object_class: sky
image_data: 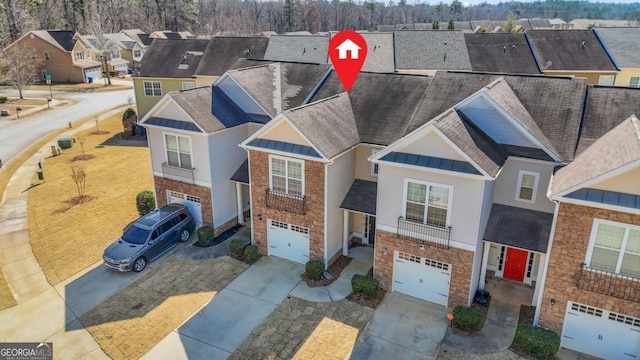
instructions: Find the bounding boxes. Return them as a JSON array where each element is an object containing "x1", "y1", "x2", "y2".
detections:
[{"x1": 457, "y1": 0, "x2": 640, "y2": 5}]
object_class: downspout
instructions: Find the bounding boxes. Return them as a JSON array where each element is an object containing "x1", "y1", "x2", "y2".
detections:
[
  {"x1": 533, "y1": 199, "x2": 559, "y2": 326},
  {"x1": 324, "y1": 161, "x2": 329, "y2": 269}
]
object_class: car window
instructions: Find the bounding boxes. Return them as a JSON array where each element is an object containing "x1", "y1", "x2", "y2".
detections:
[
  {"x1": 151, "y1": 229, "x2": 160, "y2": 240},
  {"x1": 157, "y1": 221, "x2": 173, "y2": 236},
  {"x1": 122, "y1": 225, "x2": 151, "y2": 245}
]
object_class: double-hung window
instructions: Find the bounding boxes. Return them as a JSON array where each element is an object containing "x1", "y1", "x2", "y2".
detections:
[
  {"x1": 270, "y1": 156, "x2": 303, "y2": 196},
  {"x1": 75, "y1": 51, "x2": 84, "y2": 61},
  {"x1": 371, "y1": 149, "x2": 380, "y2": 176},
  {"x1": 43, "y1": 52, "x2": 50, "y2": 61},
  {"x1": 403, "y1": 180, "x2": 452, "y2": 227},
  {"x1": 133, "y1": 49, "x2": 142, "y2": 58},
  {"x1": 630, "y1": 77, "x2": 640, "y2": 88},
  {"x1": 516, "y1": 170, "x2": 539, "y2": 203},
  {"x1": 144, "y1": 81, "x2": 162, "y2": 96},
  {"x1": 587, "y1": 220, "x2": 640, "y2": 278},
  {"x1": 165, "y1": 134, "x2": 192, "y2": 169}
]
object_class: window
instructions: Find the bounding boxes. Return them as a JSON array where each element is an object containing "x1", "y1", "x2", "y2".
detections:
[
  {"x1": 587, "y1": 220, "x2": 640, "y2": 278},
  {"x1": 144, "y1": 81, "x2": 162, "y2": 96},
  {"x1": 516, "y1": 170, "x2": 539, "y2": 203},
  {"x1": 598, "y1": 75, "x2": 615, "y2": 86},
  {"x1": 630, "y1": 77, "x2": 640, "y2": 88},
  {"x1": 164, "y1": 133, "x2": 192, "y2": 169},
  {"x1": 182, "y1": 82, "x2": 195, "y2": 90},
  {"x1": 403, "y1": 179, "x2": 453, "y2": 227},
  {"x1": 133, "y1": 49, "x2": 142, "y2": 58},
  {"x1": 112, "y1": 51, "x2": 120, "y2": 59},
  {"x1": 371, "y1": 149, "x2": 380, "y2": 176},
  {"x1": 269, "y1": 156, "x2": 304, "y2": 196},
  {"x1": 75, "y1": 51, "x2": 84, "y2": 61},
  {"x1": 43, "y1": 52, "x2": 50, "y2": 61}
]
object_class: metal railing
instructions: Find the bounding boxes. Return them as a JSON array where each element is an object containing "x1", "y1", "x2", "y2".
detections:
[
  {"x1": 397, "y1": 216, "x2": 451, "y2": 249},
  {"x1": 576, "y1": 264, "x2": 640, "y2": 302},
  {"x1": 265, "y1": 189, "x2": 307, "y2": 215},
  {"x1": 161, "y1": 162, "x2": 195, "y2": 184}
]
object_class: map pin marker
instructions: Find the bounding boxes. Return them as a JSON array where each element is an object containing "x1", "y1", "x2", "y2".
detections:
[{"x1": 329, "y1": 30, "x2": 368, "y2": 93}]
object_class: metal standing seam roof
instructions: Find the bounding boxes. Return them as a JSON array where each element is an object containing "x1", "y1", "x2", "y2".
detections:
[
  {"x1": 246, "y1": 138, "x2": 321, "y2": 158},
  {"x1": 565, "y1": 188, "x2": 640, "y2": 210},
  {"x1": 380, "y1": 151, "x2": 482, "y2": 175},
  {"x1": 339, "y1": 179, "x2": 378, "y2": 215},
  {"x1": 483, "y1": 203, "x2": 553, "y2": 253},
  {"x1": 143, "y1": 117, "x2": 202, "y2": 132}
]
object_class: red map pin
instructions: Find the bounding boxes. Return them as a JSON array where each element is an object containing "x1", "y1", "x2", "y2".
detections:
[{"x1": 329, "y1": 30, "x2": 368, "y2": 93}]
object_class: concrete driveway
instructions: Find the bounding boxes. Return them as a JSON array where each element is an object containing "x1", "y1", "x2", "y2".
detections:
[
  {"x1": 350, "y1": 292, "x2": 449, "y2": 360},
  {"x1": 142, "y1": 257, "x2": 305, "y2": 359}
]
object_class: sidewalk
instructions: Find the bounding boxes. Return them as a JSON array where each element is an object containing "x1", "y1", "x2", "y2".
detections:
[{"x1": 0, "y1": 98, "x2": 65, "y2": 122}]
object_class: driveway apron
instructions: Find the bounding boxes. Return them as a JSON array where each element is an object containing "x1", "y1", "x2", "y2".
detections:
[{"x1": 350, "y1": 292, "x2": 449, "y2": 360}]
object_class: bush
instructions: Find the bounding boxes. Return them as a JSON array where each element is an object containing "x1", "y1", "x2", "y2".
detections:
[
  {"x1": 513, "y1": 324, "x2": 560, "y2": 360},
  {"x1": 122, "y1": 108, "x2": 137, "y2": 124},
  {"x1": 135, "y1": 190, "x2": 155, "y2": 215},
  {"x1": 452, "y1": 306, "x2": 482, "y2": 332},
  {"x1": 229, "y1": 238, "x2": 245, "y2": 256},
  {"x1": 196, "y1": 226, "x2": 214, "y2": 245},
  {"x1": 243, "y1": 245, "x2": 259, "y2": 262},
  {"x1": 351, "y1": 274, "x2": 380, "y2": 299},
  {"x1": 0, "y1": 96, "x2": 7, "y2": 103},
  {"x1": 305, "y1": 260, "x2": 325, "y2": 281}
]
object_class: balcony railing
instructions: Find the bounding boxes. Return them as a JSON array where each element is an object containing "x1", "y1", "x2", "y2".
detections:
[
  {"x1": 397, "y1": 216, "x2": 451, "y2": 249},
  {"x1": 576, "y1": 264, "x2": 640, "y2": 302},
  {"x1": 161, "y1": 162, "x2": 195, "y2": 184},
  {"x1": 265, "y1": 189, "x2": 307, "y2": 215}
]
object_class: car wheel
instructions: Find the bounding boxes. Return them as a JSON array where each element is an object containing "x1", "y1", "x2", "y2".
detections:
[
  {"x1": 179, "y1": 229, "x2": 190, "y2": 242},
  {"x1": 133, "y1": 257, "x2": 146, "y2": 272}
]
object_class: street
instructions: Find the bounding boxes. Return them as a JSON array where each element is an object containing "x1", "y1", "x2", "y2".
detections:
[{"x1": 0, "y1": 87, "x2": 133, "y2": 166}]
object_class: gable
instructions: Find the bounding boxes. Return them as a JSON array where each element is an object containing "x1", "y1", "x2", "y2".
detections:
[
  {"x1": 259, "y1": 119, "x2": 311, "y2": 147},
  {"x1": 399, "y1": 130, "x2": 467, "y2": 162},
  {"x1": 153, "y1": 99, "x2": 194, "y2": 123},
  {"x1": 216, "y1": 75, "x2": 270, "y2": 116},
  {"x1": 590, "y1": 167, "x2": 640, "y2": 195}
]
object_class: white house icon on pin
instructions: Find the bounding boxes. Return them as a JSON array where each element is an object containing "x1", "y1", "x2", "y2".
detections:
[{"x1": 336, "y1": 39, "x2": 361, "y2": 60}]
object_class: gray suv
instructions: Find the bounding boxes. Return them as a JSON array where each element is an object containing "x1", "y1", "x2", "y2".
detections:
[{"x1": 103, "y1": 204, "x2": 195, "y2": 272}]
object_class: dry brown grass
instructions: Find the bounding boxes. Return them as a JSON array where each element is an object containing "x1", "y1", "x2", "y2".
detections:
[
  {"x1": 27, "y1": 113, "x2": 153, "y2": 285},
  {"x1": 2, "y1": 98, "x2": 48, "y2": 106}
]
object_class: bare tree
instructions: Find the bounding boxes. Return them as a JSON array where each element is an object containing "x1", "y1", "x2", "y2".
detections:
[
  {"x1": 71, "y1": 166, "x2": 87, "y2": 199},
  {"x1": 0, "y1": 46, "x2": 41, "y2": 99},
  {"x1": 85, "y1": 14, "x2": 121, "y2": 86}
]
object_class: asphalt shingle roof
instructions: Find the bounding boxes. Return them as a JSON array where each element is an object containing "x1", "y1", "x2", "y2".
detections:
[
  {"x1": 47, "y1": 30, "x2": 76, "y2": 51},
  {"x1": 195, "y1": 37, "x2": 269, "y2": 76},
  {"x1": 340, "y1": 179, "x2": 378, "y2": 215},
  {"x1": 483, "y1": 203, "x2": 553, "y2": 252},
  {"x1": 230, "y1": 159, "x2": 249, "y2": 184},
  {"x1": 526, "y1": 30, "x2": 617, "y2": 71},
  {"x1": 464, "y1": 33, "x2": 540, "y2": 74},
  {"x1": 138, "y1": 39, "x2": 209, "y2": 78},
  {"x1": 394, "y1": 30, "x2": 471, "y2": 70},
  {"x1": 169, "y1": 87, "x2": 227, "y2": 133},
  {"x1": 360, "y1": 33, "x2": 395, "y2": 73},
  {"x1": 594, "y1": 27, "x2": 640, "y2": 68},
  {"x1": 263, "y1": 35, "x2": 329, "y2": 64}
]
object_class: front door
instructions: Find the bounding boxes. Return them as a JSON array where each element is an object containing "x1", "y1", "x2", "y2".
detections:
[
  {"x1": 504, "y1": 247, "x2": 528, "y2": 282},
  {"x1": 363, "y1": 215, "x2": 376, "y2": 245}
]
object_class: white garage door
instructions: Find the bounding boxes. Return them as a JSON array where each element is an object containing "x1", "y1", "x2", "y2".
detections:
[
  {"x1": 267, "y1": 220, "x2": 309, "y2": 264},
  {"x1": 393, "y1": 251, "x2": 450, "y2": 306},
  {"x1": 84, "y1": 67, "x2": 102, "y2": 81},
  {"x1": 562, "y1": 301, "x2": 640, "y2": 359},
  {"x1": 167, "y1": 191, "x2": 202, "y2": 227}
]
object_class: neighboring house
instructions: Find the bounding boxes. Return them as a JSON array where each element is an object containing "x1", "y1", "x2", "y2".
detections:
[
  {"x1": 134, "y1": 39, "x2": 209, "y2": 118},
  {"x1": 103, "y1": 32, "x2": 145, "y2": 72},
  {"x1": 6, "y1": 30, "x2": 102, "y2": 83},
  {"x1": 121, "y1": 29, "x2": 153, "y2": 67},
  {"x1": 262, "y1": 35, "x2": 330, "y2": 64},
  {"x1": 570, "y1": 18, "x2": 638, "y2": 29},
  {"x1": 535, "y1": 114, "x2": 640, "y2": 360},
  {"x1": 76, "y1": 34, "x2": 130, "y2": 74},
  {"x1": 594, "y1": 27, "x2": 640, "y2": 87},
  {"x1": 150, "y1": 31, "x2": 194, "y2": 39},
  {"x1": 192, "y1": 36, "x2": 269, "y2": 87},
  {"x1": 464, "y1": 33, "x2": 540, "y2": 74},
  {"x1": 139, "y1": 61, "x2": 331, "y2": 234},
  {"x1": 394, "y1": 30, "x2": 471, "y2": 74},
  {"x1": 525, "y1": 30, "x2": 618, "y2": 85},
  {"x1": 359, "y1": 33, "x2": 395, "y2": 73}
]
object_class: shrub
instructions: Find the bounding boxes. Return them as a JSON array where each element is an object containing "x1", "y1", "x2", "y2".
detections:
[
  {"x1": 196, "y1": 226, "x2": 214, "y2": 245},
  {"x1": 452, "y1": 306, "x2": 482, "y2": 332},
  {"x1": 513, "y1": 324, "x2": 560, "y2": 360},
  {"x1": 0, "y1": 96, "x2": 7, "y2": 103},
  {"x1": 243, "y1": 245, "x2": 259, "y2": 262},
  {"x1": 351, "y1": 274, "x2": 380, "y2": 299},
  {"x1": 135, "y1": 190, "x2": 155, "y2": 215},
  {"x1": 122, "y1": 108, "x2": 137, "y2": 124},
  {"x1": 305, "y1": 260, "x2": 325, "y2": 280},
  {"x1": 229, "y1": 238, "x2": 245, "y2": 256}
]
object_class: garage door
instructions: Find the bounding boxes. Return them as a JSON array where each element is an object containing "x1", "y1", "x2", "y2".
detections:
[
  {"x1": 84, "y1": 67, "x2": 102, "y2": 82},
  {"x1": 392, "y1": 251, "x2": 450, "y2": 306},
  {"x1": 562, "y1": 301, "x2": 640, "y2": 359},
  {"x1": 267, "y1": 220, "x2": 309, "y2": 264},
  {"x1": 167, "y1": 191, "x2": 202, "y2": 227}
]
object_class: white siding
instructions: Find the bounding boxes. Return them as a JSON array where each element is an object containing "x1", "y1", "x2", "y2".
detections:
[
  {"x1": 376, "y1": 163, "x2": 485, "y2": 247},
  {"x1": 492, "y1": 158, "x2": 555, "y2": 213},
  {"x1": 326, "y1": 149, "x2": 356, "y2": 260},
  {"x1": 591, "y1": 167, "x2": 640, "y2": 195},
  {"x1": 400, "y1": 131, "x2": 466, "y2": 162},
  {"x1": 209, "y1": 124, "x2": 255, "y2": 229},
  {"x1": 217, "y1": 76, "x2": 269, "y2": 116}
]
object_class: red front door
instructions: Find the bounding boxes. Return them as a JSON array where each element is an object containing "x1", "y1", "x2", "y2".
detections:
[{"x1": 504, "y1": 247, "x2": 528, "y2": 282}]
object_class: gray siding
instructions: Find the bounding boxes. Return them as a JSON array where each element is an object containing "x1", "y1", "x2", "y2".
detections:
[
  {"x1": 326, "y1": 149, "x2": 356, "y2": 262},
  {"x1": 492, "y1": 158, "x2": 555, "y2": 213}
]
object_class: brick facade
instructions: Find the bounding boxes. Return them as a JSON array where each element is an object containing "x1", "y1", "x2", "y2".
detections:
[
  {"x1": 154, "y1": 176, "x2": 214, "y2": 227},
  {"x1": 375, "y1": 230, "x2": 475, "y2": 308},
  {"x1": 538, "y1": 202, "x2": 640, "y2": 333},
  {"x1": 249, "y1": 151, "x2": 327, "y2": 264}
]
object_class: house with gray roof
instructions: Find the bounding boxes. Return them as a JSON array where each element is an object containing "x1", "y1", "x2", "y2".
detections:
[
  {"x1": 465, "y1": 33, "x2": 540, "y2": 74},
  {"x1": 360, "y1": 33, "x2": 394, "y2": 73},
  {"x1": 263, "y1": 35, "x2": 329, "y2": 64},
  {"x1": 594, "y1": 27, "x2": 640, "y2": 87},
  {"x1": 394, "y1": 30, "x2": 471, "y2": 73}
]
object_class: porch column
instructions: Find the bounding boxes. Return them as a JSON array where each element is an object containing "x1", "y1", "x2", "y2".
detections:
[
  {"x1": 478, "y1": 241, "x2": 491, "y2": 291},
  {"x1": 236, "y1": 182, "x2": 244, "y2": 225},
  {"x1": 532, "y1": 253, "x2": 546, "y2": 306},
  {"x1": 343, "y1": 210, "x2": 349, "y2": 256}
]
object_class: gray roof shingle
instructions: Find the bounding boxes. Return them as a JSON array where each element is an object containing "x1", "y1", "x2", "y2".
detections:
[
  {"x1": 195, "y1": 37, "x2": 269, "y2": 76},
  {"x1": 340, "y1": 179, "x2": 378, "y2": 215},
  {"x1": 361, "y1": 33, "x2": 395, "y2": 73},
  {"x1": 394, "y1": 30, "x2": 471, "y2": 70},
  {"x1": 483, "y1": 203, "x2": 553, "y2": 252},
  {"x1": 526, "y1": 30, "x2": 617, "y2": 71},
  {"x1": 138, "y1": 39, "x2": 209, "y2": 78},
  {"x1": 230, "y1": 159, "x2": 249, "y2": 184},
  {"x1": 464, "y1": 33, "x2": 540, "y2": 74},
  {"x1": 594, "y1": 27, "x2": 640, "y2": 68},
  {"x1": 47, "y1": 30, "x2": 76, "y2": 51},
  {"x1": 263, "y1": 35, "x2": 329, "y2": 64},
  {"x1": 169, "y1": 87, "x2": 227, "y2": 133}
]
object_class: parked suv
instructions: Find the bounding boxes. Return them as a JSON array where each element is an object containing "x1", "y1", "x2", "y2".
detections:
[{"x1": 103, "y1": 204, "x2": 195, "y2": 272}]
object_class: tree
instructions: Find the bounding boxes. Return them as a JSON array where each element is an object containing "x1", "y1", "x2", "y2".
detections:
[
  {"x1": 365, "y1": 1, "x2": 377, "y2": 31},
  {"x1": 503, "y1": 11, "x2": 522, "y2": 33},
  {"x1": 85, "y1": 16, "x2": 121, "y2": 86},
  {"x1": 432, "y1": 19, "x2": 439, "y2": 29},
  {"x1": 71, "y1": 166, "x2": 87, "y2": 199},
  {"x1": 449, "y1": 0, "x2": 462, "y2": 21},
  {"x1": 0, "y1": 46, "x2": 41, "y2": 99},
  {"x1": 283, "y1": 0, "x2": 298, "y2": 31},
  {"x1": 447, "y1": 18, "x2": 455, "y2": 29},
  {"x1": 435, "y1": 1, "x2": 446, "y2": 21}
]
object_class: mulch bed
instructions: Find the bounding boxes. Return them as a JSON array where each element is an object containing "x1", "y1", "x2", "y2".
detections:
[
  {"x1": 302, "y1": 255, "x2": 352, "y2": 287},
  {"x1": 193, "y1": 225, "x2": 243, "y2": 248}
]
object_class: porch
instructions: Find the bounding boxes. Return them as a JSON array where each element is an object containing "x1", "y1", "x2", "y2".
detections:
[
  {"x1": 339, "y1": 179, "x2": 377, "y2": 260},
  {"x1": 230, "y1": 159, "x2": 251, "y2": 227}
]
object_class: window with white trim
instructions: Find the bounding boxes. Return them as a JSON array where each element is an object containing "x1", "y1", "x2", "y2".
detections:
[
  {"x1": 630, "y1": 77, "x2": 640, "y2": 88},
  {"x1": 516, "y1": 170, "x2": 539, "y2": 203},
  {"x1": 587, "y1": 220, "x2": 640, "y2": 278},
  {"x1": 269, "y1": 156, "x2": 304, "y2": 196},
  {"x1": 182, "y1": 82, "x2": 195, "y2": 90},
  {"x1": 43, "y1": 52, "x2": 50, "y2": 61},
  {"x1": 403, "y1": 179, "x2": 453, "y2": 227},
  {"x1": 144, "y1": 81, "x2": 162, "y2": 96},
  {"x1": 74, "y1": 51, "x2": 84, "y2": 61},
  {"x1": 164, "y1": 133, "x2": 192, "y2": 169},
  {"x1": 598, "y1": 75, "x2": 615, "y2": 86},
  {"x1": 133, "y1": 49, "x2": 142, "y2": 58},
  {"x1": 371, "y1": 149, "x2": 379, "y2": 176}
]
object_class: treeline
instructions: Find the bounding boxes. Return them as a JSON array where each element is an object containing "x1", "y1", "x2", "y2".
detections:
[{"x1": 2, "y1": 0, "x2": 639, "y2": 44}]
